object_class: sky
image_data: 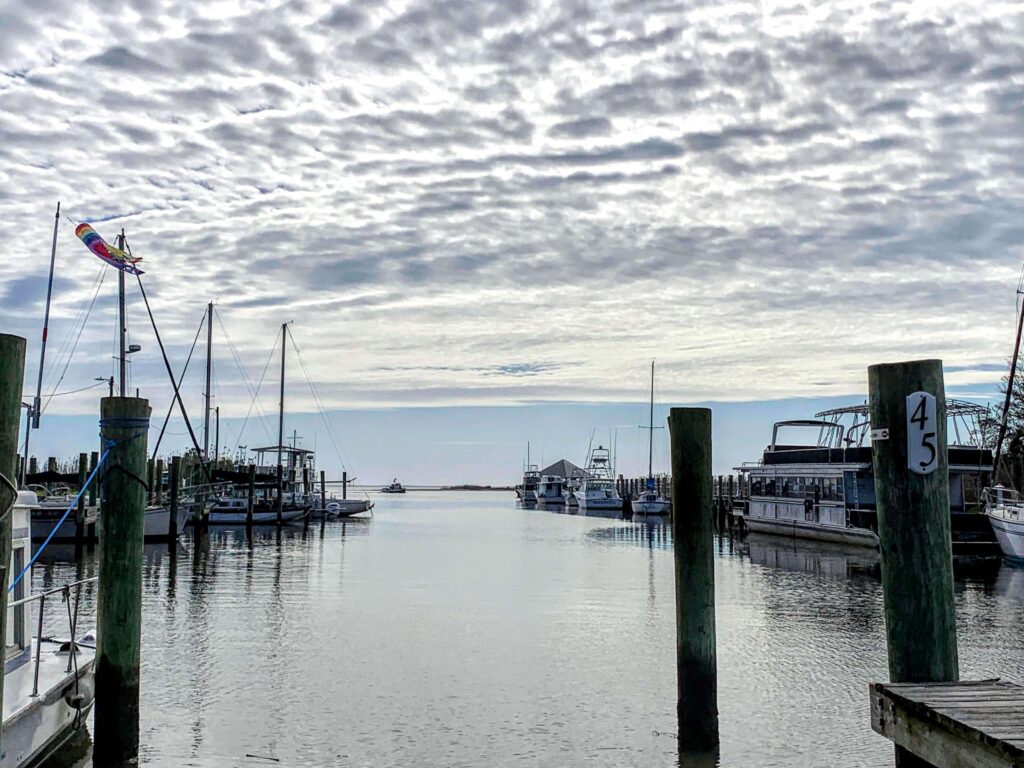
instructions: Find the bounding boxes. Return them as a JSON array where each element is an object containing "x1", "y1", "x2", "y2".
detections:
[{"x1": 1, "y1": 0, "x2": 1023, "y2": 483}]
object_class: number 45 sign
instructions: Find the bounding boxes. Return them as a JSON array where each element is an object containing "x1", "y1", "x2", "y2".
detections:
[{"x1": 906, "y1": 392, "x2": 939, "y2": 475}]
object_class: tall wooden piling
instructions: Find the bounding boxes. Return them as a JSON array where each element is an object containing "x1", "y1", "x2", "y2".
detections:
[
  {"x1": 28, "y1": 456, "x2": 37, "y2": 476},
  {"x1": 869, "y1": 360, "x2": 957, "y2": 768},
  {"x1": 669, "y1": 407, "x2": 718, "y2": 752},
  {"x1": 95, "y1": 396, "x2": 150, "y2": 767},
  {"x1": 320, "y1": 470, "x2": 327, "y2": 533},
  {"x1": 342, "y1": 470, "x2": 348, "y2": 499},
  {"x1": 168, "y1": 456, "x2": 181, "y2": 540},
  {"x1": 247, "y1": 463, "x2": 255, "y2": 527},
  {"x1": 0, "y1": 334, "x2": 26, "y2": 752},
  {"x1": 76, "y1": 452, "x2": 87, "y2": 542},
  {"x1": 146, "y1": 458, "x2": 155, "y2": 504},
  {"x1": 88, "y1": 451, "x2": 99, "y2": 506}
]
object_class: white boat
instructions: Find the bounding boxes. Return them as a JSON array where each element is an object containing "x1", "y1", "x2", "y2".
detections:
[
  {"x1": 536, "y1": 475, "x2": 566, "y2": 505},
  {"x1": 309, "y1": 494, "x2": 373, "y2": 518},
  {"x1": 206, "y1": 497, "x2": 309, "y2": 524},
  {"x1": 380, "y1": 480, "x2": 406, "y2": 494},
  {"x1": 143, "y1": 503, "x2": 193, "y2": 539},
  {"x1": 631, "y1": 361, "x2": 669, "y2": 517},
  {"x1": 985, "y1": 486, "x2": 1024, "y2": 562},
  {"x1": 574, "y1": 446, "x2": 622, "y2": 510},
  {"x1": 4, "y1": 491, "x2": 96, "y2": 768}
]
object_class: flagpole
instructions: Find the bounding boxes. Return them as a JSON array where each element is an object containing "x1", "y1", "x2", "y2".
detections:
[{"x1": 32, "y1": 202, "x2": 60, "y2": 428}]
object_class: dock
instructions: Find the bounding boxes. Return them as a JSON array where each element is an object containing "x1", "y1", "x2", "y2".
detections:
[{"x1": 870, "y1": 680, "x2": 1024, "y2": 767}]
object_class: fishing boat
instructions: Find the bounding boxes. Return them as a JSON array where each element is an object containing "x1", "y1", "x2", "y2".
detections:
[
  {"x1": 380, "y1": 480, "x2": 406, "y2": 494},
  {"x1": 631, "y1": 361, "x2": 669, "y2": 517},
  {"x1": 984, "y1": 487, "x2": 1024, "y2": 562},
  {"x1": 574, "y1": 445, "x2": 622, "y2": 510},
  {"x1": 735, "y1": 402, "x2": 998, "y2": 554},
  {"x1": 3, "y1": 490, "x2": 96, "y2": 768}
]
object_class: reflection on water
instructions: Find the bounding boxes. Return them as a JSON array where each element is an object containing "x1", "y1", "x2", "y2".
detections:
[{"x1": 30, "y1": 493, "x2": 1024, "y2": 768}]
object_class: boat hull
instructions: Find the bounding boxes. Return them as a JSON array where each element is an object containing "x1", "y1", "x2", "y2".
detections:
[
  {"x1": 988, "y1": 513, "x2": 1024, "y2": 561},
  {"x1": 576, "y1": 495, "x2": 622, "y2": 510},
  {"x1": 743, "y1": 517, "x2": 880, "y2": 548},
  {"x1": 206, "y1": 508, "x2": 309, "y2": 525},
  {"x1": 311, "y1": 499, "x2": 373, "y2": 518},
  {"x1": 3, "y1": 641, "x2": 96, "y2": 768},
  {"x1": 631, "y1": 499, "x2": 669, "y2": 516},
  {"x1": 142, "y1": 505, "x2": 192, "y2": 541},
  {"x1": 537, "y1": 495, "x2": 565, "y2": 506}
]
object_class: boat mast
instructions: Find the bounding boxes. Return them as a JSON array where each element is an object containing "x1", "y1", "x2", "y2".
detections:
[
  {"x1": 117, "y1": 229, "x2": 127, "y2": 396},
  {"x1": 277, "y1": 323, "x2": 286, "y2": 510},
  {"x1": 32, "y1": 202, "x2": 61, "y2": 428},
  {"x1": 994, "y1": 278, "x2": 1024, "y2": 479},
  {"x1": 203, "y1": 301, "x2": 213, "y2": 460},
  {"x1": 648, "y1": 360, "x2": 655, "y2": 483}
]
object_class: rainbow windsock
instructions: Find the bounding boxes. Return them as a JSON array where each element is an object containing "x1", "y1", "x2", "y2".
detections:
[{"x1": 75, "y1": 223, "x2": 144, "y2": 274}]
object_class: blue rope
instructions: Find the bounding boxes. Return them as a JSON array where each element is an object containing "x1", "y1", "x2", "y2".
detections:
[{"x1": 7, "y1": 427, "x2": 148, "y2": 593}]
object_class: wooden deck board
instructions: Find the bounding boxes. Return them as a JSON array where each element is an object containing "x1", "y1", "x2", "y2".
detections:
[{"x1": 870, "y1": 680, "x2": 1024, "y2": 768}]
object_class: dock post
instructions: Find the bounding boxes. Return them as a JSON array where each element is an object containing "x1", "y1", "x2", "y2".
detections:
[
  {"x1": 28, "y1": 456, "x2": 37, "y2": 477},
  {"x1": 247, "y1": 464, "x2": 255, "y2": 527},
  {"x1": 88, "y1": 451, "x2": 98, "y2": 506},
  {"x1": 168, "y1": 456, "x2": 180, "y2": 540},
  {"x1": 146, "y1": 457, "x2": 155, "y2": 504},
  {"x1": 669, "y1": 407, "x2": 718, "y2": 752},
  {"x1": 0, "y1": 334, "x2": 26, "y2": 751},
  {"x1": 155, "y1": 458, "x2": 164, "y2": 506},
  {"x1": 320, "y1": 470, "x2": 327, "y2": 533},
  {"x1": 95, "y1": 396, "x2": 150, "y2": 767},
  {"x1": 76, "y1": 452, "x2": 87, "y2": 543},
  {"x1": 868, "y1": 360, "x2": 957, "y2": 768},
  {"x1": 342, "y1": 470, "x2": 347, "y2": 499}
]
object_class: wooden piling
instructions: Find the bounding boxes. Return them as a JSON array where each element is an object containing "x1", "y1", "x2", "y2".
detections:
[
  {"x1": 155, "y1": 458, "x2": 164, "y2": 506},
  {"x1": 168, "y1": 456, "x2": 180, "y2": 540},
  {"x1": 247, "y1": 463, "x2": 255, "y2": 527},
  {"x1": 869, "y1": 360, "x2": 958, "y2": 768},
  {"x1": 320, "y1": 470, "x2": 327, "y2": 533},
  {"x1": 28, "y1": 456, "x2": 37, "y2": 476},
  {"x1": 76, "y1": 452, "x2": 87, "y2": 543},
  {"x1": 342, "y1": 470, "x2": 348, "y2": 500},
  {"x1": 88, "y1": 451, "x2": 98, "y2": 506},
  {"x1": 0, "y1": 334, "x2": 26, "y2": 751},
  {"x1": 669, "y1": 407, "x2": 718, "y2": 751},
  {"x1": 146, "y1": 457, "x2": 155, "y2": 504},
  {"x1": 95, "y1": 396, "x2": 150, "y2": 767}
]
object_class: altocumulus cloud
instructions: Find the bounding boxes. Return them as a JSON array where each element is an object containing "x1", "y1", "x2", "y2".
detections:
[{"x1": 0, "y1": 0, "x2": 1023, "y2": 416}]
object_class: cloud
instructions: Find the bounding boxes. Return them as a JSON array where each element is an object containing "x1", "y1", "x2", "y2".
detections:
[{"x1": 0, "y1": 0, "x2": 1021, "y2": 420}]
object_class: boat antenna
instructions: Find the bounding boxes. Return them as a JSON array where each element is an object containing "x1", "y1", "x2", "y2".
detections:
[
  {"x1": 993, "y1": 263, "x2": 1024, "y2": 480},
  {"x1": 32, "y1": 202, "x2": 60, "y2": 429}
]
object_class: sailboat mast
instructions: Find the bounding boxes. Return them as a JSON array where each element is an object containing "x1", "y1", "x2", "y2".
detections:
[
  {"x1": 117, "y1": 230, "x2": 127, "y2": 396},
  {"x1": 203, "y1": 301, "x2": 213, "y2": 460},
  {"x1": 32, "y1": 202, "x2": 60, "y2": 428},
  {"x1": 648, "y1": 360, "x2": 655, "y2": 481},
  {"x1": 277, "y1": 323, "x2": 286, "y2": 511},
  {"x1": 995, "y1": 284, "x2": 1024, "y2": 478}
]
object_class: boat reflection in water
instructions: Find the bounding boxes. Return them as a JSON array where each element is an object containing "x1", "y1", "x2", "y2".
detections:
[{"x1": 741, "y1": 534, "x2": 881, "y2": 580}]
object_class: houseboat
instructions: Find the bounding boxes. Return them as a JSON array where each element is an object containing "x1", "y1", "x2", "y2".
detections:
[{"x1": 735, "y1": 402, "x2": 997, "y2": 554}]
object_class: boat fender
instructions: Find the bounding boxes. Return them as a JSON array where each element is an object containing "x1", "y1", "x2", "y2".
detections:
[{"x1": 64, "y1": 675, "x2": 95, "y2": 710}]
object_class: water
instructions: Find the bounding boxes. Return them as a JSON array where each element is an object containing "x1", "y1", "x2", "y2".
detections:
[{"x1": 30, "y1": 491, "x2": 1024, "y2": 767}]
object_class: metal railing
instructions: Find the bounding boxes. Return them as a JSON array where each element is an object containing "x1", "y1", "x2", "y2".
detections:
[{"x1": 7, "y1": 576, "x2": 97, "y2": 697}]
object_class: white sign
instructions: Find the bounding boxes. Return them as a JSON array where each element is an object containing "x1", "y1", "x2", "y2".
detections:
[
  {"x1": 871, "y1": 428, "x2": 889, "y2": 441},
  {"x1": 906, "y1": 391, "x2": 938, "y2": 475}
]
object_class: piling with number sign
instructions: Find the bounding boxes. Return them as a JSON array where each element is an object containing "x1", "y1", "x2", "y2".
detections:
[
  {"x1": 669, "y1": 407, "x2": 719, "y2": 752},
  {"x1": 95, "y1": 396, "x2": 150, "y2": 767},
  {"x1": 0, "y1": 334, "x2": 27, "y2": 752},
  {"x1": 868, "y1": 360, "x2": 957, "y2": 768}
]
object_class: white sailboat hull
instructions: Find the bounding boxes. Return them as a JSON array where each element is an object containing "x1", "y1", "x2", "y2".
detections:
[
  {"x1": 207, "y1": 508, "x2": 309, "y2": 525},
  {"x1": 631, "y1": 499, "x2": 669, "y2": 516},
  {"x1": 142, "y1": 505, "x2": 192, "y2": 539},
  {"x1": 989, "y1": 512, "x2": 1024, "y2": 561}
]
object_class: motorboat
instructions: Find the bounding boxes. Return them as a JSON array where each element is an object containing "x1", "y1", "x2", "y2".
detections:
[
  {"x1": 574, "y1": 446, "x2": 622, "y2": 510},
  {"x1": 206, "y1": 497, "x2": 310, "y2": 524},
  {"x1": 380, "y1": 480, "x2": 406, "y2": 494},
  {"x1": 536, "y1": 475, "x2": 566, "y2": 505},
  {"x1": 3, "y1": 491, "x2": 96, "y2": 768}
]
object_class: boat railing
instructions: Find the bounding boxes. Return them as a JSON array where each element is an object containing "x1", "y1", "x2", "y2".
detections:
[
  {"x1": 984, "y1": 486, "x2": 1024, "y2": 518},
  {"x1": 7, "y1": 576, "x2": 98, "y2": 697}
]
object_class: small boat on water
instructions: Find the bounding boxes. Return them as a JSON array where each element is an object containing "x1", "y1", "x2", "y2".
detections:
[
  {"x1": 536, "y1": 475, "x2": 566, "y2": 505},
  {"x1": 309, "y1": 494, "x2": 374, "y2": 518},
  {"x1": 380, "y1": 480, "x2": 406, "y2": 494},
  {"x1": 985, "y1": 487, "x2": 1024, "y2": 562},
  {"x1": 574, "y1": 445, "x2": 622, "y2": 510},
  {"x1": 4, "y1": 490, "x2": 96, "y2": 768},
  {"x1": 631, "y1": 361, "x2": 669, "y2": 517},
  {"x1": 206, "y1": 497, "x2": 310, "y2": 524}
]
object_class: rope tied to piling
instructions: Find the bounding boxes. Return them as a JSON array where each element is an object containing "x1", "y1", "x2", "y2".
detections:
[
  {"x1": 0, "y1": 469, "x2": 19, "y2": 525},
  {"x1": 7, "y1": 427, "x2": 148, "y2": 593}
]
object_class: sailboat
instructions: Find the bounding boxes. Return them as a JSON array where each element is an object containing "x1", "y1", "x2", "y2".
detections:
[
  {"x1": 207, "y1": 322, "x2": 311, "y2": 524},
  {"x1": 631, "y1": 361, "x2": 669, "y2": 516}
]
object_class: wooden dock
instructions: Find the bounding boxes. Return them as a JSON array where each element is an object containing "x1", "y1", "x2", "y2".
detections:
[{"x1": 870, "y1": 680, "x2": 1024, "y2": 767}]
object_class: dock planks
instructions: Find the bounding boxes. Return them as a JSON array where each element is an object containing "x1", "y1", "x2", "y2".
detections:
[{"x1": 870, "y1": 680, "x2": 1024, "y2": 767}]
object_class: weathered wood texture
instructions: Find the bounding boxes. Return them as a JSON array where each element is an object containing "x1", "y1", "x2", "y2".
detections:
[
  {"x1": 868, "y1": 360, "x2": 958, "y2": 685},
  {"x1": 95, "y1": 396, "x2": 150, "y2": 767},
  {"x1": 871, "y1": 681, "x2": 1024, "y2": 768},
  {"x1": 669, "y1": 407, "x2": 718, "y2": 751}
]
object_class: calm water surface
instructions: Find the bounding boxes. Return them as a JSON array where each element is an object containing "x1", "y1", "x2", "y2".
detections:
[{"x1": 30, "y1": 491, "x2": 1024, "y2": 767}]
